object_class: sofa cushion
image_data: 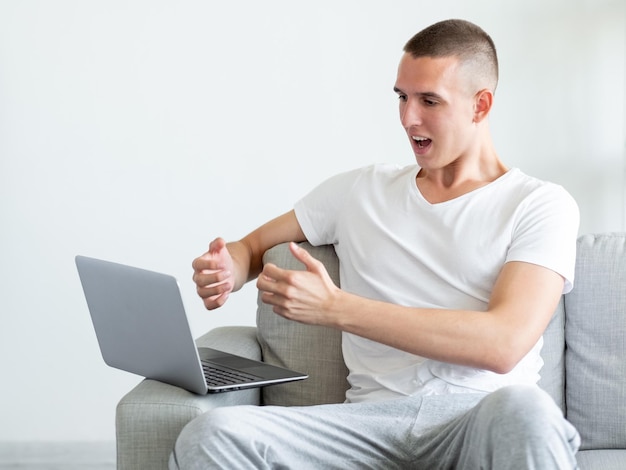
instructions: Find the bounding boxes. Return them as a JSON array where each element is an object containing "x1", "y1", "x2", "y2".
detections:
[
  {"x1": 257, "y1": 242, "x2": 349, "y2": 406},
  {"x1": 565, "y1": 233, "x2": 626, "y2": 450},
  {"x1": 575, "y1": 449, "x2": 626, "y2": 470}
]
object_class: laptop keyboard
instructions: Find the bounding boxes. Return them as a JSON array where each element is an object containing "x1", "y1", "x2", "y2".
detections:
[{"x1": 201, "y1": 362, "x2": 261, "y2": 387}]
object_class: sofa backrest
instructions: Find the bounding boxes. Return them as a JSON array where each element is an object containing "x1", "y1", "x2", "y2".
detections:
[
  {"x1": 257, "y1": 243, "x2": 348, "y2": 406},
  {"x1": 563, "y1": 233, "x2": 626, "y2": 451}
]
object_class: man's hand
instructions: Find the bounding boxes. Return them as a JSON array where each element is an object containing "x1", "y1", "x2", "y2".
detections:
[
  {"x1": 192, "y1": 237, "x2": 236, "y2": 310},
  {"x1": 256, "y1": 242, "x2": 341, "y2": 326}
]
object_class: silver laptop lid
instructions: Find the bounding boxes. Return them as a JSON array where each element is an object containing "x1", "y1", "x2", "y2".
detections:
[{"x1": 75, "y1": 256, "x2": 208, "y2": 394}]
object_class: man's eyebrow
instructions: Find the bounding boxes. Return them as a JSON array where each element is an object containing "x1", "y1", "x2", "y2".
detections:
[{"x1": 393, "y1": 87, "x2": 443, "y2": 100}]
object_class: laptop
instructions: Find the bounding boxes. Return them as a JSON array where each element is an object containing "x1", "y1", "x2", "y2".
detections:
[{"x1": 75, "y1": 255, "x2": 308, "y2": 394}]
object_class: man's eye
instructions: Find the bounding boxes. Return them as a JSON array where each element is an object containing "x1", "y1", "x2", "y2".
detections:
[
  {"x1": 397, "y1": 94, "x2": 407, "y2": 102},
  {"x1": 423, "y1": 98, "x2": 437, "y2": 106}
]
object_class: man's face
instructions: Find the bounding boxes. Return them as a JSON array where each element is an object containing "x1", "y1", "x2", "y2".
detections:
[{"x1": 394, "y1": 54, "x2": 479, "y2": 171}]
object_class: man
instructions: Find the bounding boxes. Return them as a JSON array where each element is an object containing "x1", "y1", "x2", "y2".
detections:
[{"x1": 170, "y1": 19, "x2": 581, "y2": 469}]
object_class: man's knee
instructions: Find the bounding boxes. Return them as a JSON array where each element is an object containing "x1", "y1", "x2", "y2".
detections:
[
  {"x1": 477, "y1": 385, "x2": 579, "y2": 454},
  {"x1": 170, "y1": 406, "x2": 261, "y2": 470},
  {"x1": 457, "y1": 386, "x2": 579, "y2": 469},
  {"x1": 179, "y1": 407, "x2": 231, "y2": 443},
  {"x1": 478, "y1": 385, "x2": 560, "y2": 435}
]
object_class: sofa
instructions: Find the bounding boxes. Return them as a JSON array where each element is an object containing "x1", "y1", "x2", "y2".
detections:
[{"x1": 116, "y1": 233, "x2": 626, "y2": 469}]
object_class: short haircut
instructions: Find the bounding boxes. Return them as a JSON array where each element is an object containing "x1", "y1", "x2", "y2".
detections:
[{"x1": 403, "y1": 19, "x2": 499, "y2": 93}]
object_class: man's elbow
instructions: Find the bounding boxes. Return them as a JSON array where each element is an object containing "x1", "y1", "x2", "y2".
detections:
[
  {"x1": 484, "y1": 342, "x2": 528, "y2": 375},
  {"x1": 488, "y1": 357, "x2": 518, "y2": 375}
]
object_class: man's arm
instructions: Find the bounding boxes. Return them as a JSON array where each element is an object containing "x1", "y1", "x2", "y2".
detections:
[
  {"x1": 257, "y1": 243, "x2": 564, "y2": 374},
  {"x1": 192, "y1": 210, "x2": 306, "y2": 310}
]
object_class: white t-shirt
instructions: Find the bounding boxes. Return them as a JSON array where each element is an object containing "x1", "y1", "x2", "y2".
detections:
[{"x1": 294, "y1": 164, "x2": 580, "y2": 403}]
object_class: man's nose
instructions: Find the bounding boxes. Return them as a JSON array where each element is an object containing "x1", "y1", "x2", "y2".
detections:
[{"x1": 400, "y1": 100, "x2": 422, "y2": 128}]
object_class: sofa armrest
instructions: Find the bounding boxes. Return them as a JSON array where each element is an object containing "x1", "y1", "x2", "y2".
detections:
[
  {"x1": 195, "y1": 325, "x2": 262, "y2": 360},
  {"x1": 116, "y1": 326, "x2": 261, "y2": 470}
]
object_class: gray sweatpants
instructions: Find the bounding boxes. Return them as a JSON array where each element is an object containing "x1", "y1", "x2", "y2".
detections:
[{"x1": 169, "y1": 385, "x2": 580, "y2": 469}]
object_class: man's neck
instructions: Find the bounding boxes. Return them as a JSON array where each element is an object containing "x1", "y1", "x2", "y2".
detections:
[{"x1": 415, "y1": 143, "x2": 507, "y2": 204}]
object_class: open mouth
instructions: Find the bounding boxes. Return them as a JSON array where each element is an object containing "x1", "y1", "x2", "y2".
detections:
[{"x1": 412, "y1": 136, "x2": 432, "y2": 149}]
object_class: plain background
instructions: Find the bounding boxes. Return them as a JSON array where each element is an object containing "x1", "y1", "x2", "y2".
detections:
[{"x1": 1, "y1": 0, "x2": 624, "y2": 443}]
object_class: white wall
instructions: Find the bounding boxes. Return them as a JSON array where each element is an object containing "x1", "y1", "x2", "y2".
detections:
[{"x1": 0, "y1": 0, "x2": 624, "y2": 442}]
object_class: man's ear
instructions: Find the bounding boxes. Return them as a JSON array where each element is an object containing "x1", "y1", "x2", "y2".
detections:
[{"x1": 473, "y1": 89, "x2": 493, "y2": 123}]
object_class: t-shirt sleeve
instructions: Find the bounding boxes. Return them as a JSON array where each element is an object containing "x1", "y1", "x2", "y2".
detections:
[
  {"x1": 506, "y1": 183, "x2": 580, "y2": 293},
  {"x1": 293, "y1": 167, "x2": 364, "y2": 246}
]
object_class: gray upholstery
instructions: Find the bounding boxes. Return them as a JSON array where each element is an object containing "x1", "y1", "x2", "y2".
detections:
[
  {"x1": 257, "y1": 243, "x2": 349, "y2": 407},
  {"x1": 565, "y1": 234, "x2": 626, "y2": 451},
  {"x1": 116, "y1": 234, "x2": 626, "y2": 469}
]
